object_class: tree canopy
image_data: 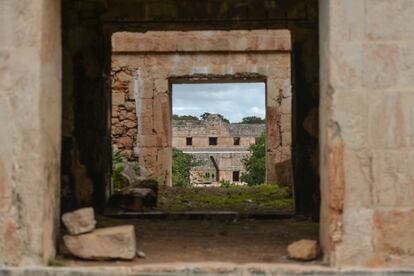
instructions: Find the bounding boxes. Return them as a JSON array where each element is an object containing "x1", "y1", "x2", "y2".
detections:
[
  {"x1": 172, "y1": 148, "x2": 199, "y2": 187},
  {"x1": 239, "y1": 116, "x2": 265, "y2": 124},
  {"x1": 172, "y1": 114, "x2": 200, "y2": 122},
  {"x1": 240, "y1": 132, "x2": 265, "y2": 185}
]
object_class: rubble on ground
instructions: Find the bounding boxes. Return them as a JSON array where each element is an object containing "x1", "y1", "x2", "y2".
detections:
[{"x1": 287, "y1": 239, "x2": 320, "y2": 261}]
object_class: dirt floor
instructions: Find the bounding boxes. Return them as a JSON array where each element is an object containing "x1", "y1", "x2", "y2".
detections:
[{"x1": 58, "y1": 216, "x2": 319, "y2": 267}]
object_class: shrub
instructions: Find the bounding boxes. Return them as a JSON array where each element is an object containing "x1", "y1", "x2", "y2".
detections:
[
  {"x1": 172, "y1": 148, "x2": 199, "y2": 187},
  {"x1": 241, "y1": 132, "x2": 265, "y2": 185},
  {"x1": 219, "y1": 179, "x2": 232, "y2": 188},
  {"x1": 112, "y1": 150, "x2": 128, "y2": 191}
]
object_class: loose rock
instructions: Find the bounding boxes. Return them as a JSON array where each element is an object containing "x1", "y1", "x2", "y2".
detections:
[
  {"x1": 109, "y1": 187, "x2": 157, "y2": 211},
  {"x1": 287, "y1": 239, "x2": 319, "y2": 261},
  {"x1": 63, "y1": 225, "x2": 136, "y2": 260},
  {"x1": 114, "y1": 161, "x2": 149, "y2": 185},
  {"x1": 62, "y1": 207, "x2": 96, "y2": 235},
  {"x1": 136, "y1": 250, "x2": 146, "y2": 259}
]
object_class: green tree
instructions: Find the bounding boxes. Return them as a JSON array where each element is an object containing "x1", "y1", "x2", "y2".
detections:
[
  {"x1": 172, "y1": 114, "x2": 200, "y2": 122},
  {"x1": 241, "y1": 132, "x2": 265, "y2": 185},
  {"x1": 200, "y1": 112, "x2": 230, "y2": 123},
  {"x1": 172, "y1": 148, "x2": 198, "y2": 187},
  {"x1": 240, "y1": 116, "x2": 265, "y2": 124}
]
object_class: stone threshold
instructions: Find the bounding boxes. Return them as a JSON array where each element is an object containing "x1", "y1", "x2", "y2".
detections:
[
  {"x1": 2, "y1": 262, "x2": 414, "y2": 275},
  {"x1": 103, "y1": 210, "x2": 295, "y2": 220}
]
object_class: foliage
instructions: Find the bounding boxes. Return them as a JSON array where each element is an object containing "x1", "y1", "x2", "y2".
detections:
[
  {"x1": 200, "y1": 112, "x2": 230, "y2": 124},
  {"x1": 241, "y1": 132, "x2": 266, "y2": 185},
  {"x1": 112, "y1": 166, "x2": 128, "y2": 191},
  {"x1": 239, "y1": 116, "x2": 265, "y2": 124},
  {"x1": 172, "y1": 114, "x2": 200, "y2": 122},
  {"x1": 48, "y1": 258, "x2": 66, "y2": 267},
  {"x1": 219, "y1": 179, "x2": 232, "y2": 188},
  {"x1": 133, "y1": 164, "x2": 141, "y2": 176},
  {"x1": 112, "y1": 150, "x2": 127, "y2": 191},
  {"x1": 112, "y1": 150, "x2": 123, "y2": 164},
  {"x1": 172, "y1": 148, "x2": 199, "y2": 187},
  {"x1": 156, "y1": 184, "x2": 292, "y2": 213}
]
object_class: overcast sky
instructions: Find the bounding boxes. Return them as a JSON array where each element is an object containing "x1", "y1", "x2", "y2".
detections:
[{"x1": 172, "y1": 83, "x2": 265, "y2": 123}]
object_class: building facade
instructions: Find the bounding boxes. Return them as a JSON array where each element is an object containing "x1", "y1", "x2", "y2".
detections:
[{"x1": 173, "y1": 114, "x2": 265, "y2": 185}]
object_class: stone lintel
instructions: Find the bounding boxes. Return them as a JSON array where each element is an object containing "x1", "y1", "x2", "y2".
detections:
[{"x1": 112, "y1": 30, "x2": 291, "y2": 53}]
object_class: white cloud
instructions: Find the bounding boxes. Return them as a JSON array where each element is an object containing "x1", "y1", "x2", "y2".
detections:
[
  {"x1": 172, "y1": 83, "x2": 265, "y2": 123},
  {"x1": 250, "y1": 106, "x2": 265, "y2": 117},
  {"x1": 173, "y1": 106, "x2": 202, "y2": 111}
]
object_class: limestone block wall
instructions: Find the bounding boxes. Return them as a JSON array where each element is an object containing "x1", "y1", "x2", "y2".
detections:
[
  {"x1": 111, "y1": 30, "x2": 292, "y2": 187},
  {"x1": 185, "y1": 151, "x2": 251, "y2": 184},
  {"x1": 0, "y1": 0, "x2": 61, "y2": 266},
  {"x1": 112, "y1": 67, "x2": 139, "y2": 161},
  {"x1": 61, "y1": 0, "x2": 319, "y2": 216},
  {"x1": 320, "y1": 0, "x2": 414, "y2": 267},
  {"x1": 172, "y1": 116, "x2": 265, "y2": 148}
]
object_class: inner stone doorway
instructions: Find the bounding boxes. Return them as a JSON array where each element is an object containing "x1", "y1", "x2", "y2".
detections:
[{"x1": 110, "y1": 30, "x2": 292, "y2": 193}]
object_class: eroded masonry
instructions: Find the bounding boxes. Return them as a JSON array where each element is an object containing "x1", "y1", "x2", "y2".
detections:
[
  {"x1": 111, "y1": 30, "x2": 292, "y2": 186},
  {"x1": 2, "y1": 0, "x2": 414, "y2": 270},
  {"x1": 172, "y1": 114, "x2": 265, "y2": 186}
]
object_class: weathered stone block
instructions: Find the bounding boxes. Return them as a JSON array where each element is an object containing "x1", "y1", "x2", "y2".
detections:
[
  {"x1": 139, "y1": 79, "x2": 154, "y2": 99},
  {"x1": 331, "y1": 43, "x2": 362, "y2": 90},
  {"x1": 329, "y1": 0, "x2": 365, "y2": 42},
  {"x1": 109, "y1": 187, "x2": 157, "y2": 211},
  {"x1": 63, "y1": 225, "x2": 136, "y2": 260},
  {"x1": 368, "y1": 92, "x2": 412, "y2": 149},
  {"x1": 119, "y1": 136, "x2": 133, "y2": 147},
  {"x1": 366, "y1": 0, "x2": 414, "y2": 40},
  {"x1": 336, "y1": 208, "x2": 374, "y2": 265},
  {"x1": 154, "y1": 79, "x2": 168, "y2": 93},
  {"x1": 333, "y1": 91, "x2": 368, "y2": 151},
  {"x1": 112, "y1": 93, "x2": 125, "y2": 106},
  {"x1": 137, "y1": 99, "x2": 153, "y2": 115},
  {"x1": 373, "y1": 208, "x2": 414, "y2": 255},
  {"x1": 62, "y1": 207, "x2": 96, "y2": 235},
  {"x1": 116, "y1": 71, "x2": 132, "y2": 82},
  {"x1": 287, "y1": 239, "x2": 320, "y2": 261},
  {"x1": 363, "y1": 44, "x2": 398, "y2": 89},
  {"x1": 399, "y1": 43, "x2": 414, "y2": 87},
  {"x1": 372, "y1": 150, "x2": 414, "y2": 207}
]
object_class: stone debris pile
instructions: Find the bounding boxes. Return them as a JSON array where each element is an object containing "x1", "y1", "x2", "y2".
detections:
[{"x1": 62, "y1": 208, "x2": 136, "y2": 260}]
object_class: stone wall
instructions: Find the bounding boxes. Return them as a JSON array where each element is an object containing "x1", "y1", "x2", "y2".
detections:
[
  {"x1": 172, "y1": 115, "x2": 264, "y2": 148},
  {"x1": 171, "y1": 115, "x2": 265, "y2": 185},
  {"x1": 111, "y1": 30, "x2": 292, "y2": 187},
  {"x1": 319, "y1": 0, "x2": 414, "y2": 267},
  {"x1": 0, "y1": 0, "x2": 61, "y2": 266},
  {"x1": 111, "y1": 67, "x2": 139, "y2": 161},
  {"x1": 61, "y1": 0, "x2": 320, "y2": 216},
  {"x1": 3, "y1": 0, "x2": 414, "y2": 268}
]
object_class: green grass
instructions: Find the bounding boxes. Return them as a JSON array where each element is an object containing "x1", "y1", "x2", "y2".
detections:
[{"x1": 155, "y1": 184, "x2": 293, "y2": 213}]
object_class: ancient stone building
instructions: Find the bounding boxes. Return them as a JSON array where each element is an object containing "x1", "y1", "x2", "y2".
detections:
[
  {"x1": 111, "y1": 30, "x2": 292, "y2": 187},
  {"x1": 173, "y1": 114, "x2": 265, "y2": 185},
  {"x1": 2, "y1": 0, "x2": 414, "y2": 271}
]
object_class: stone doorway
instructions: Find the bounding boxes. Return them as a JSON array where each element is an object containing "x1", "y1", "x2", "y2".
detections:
[
  {"x1": 110, "y1": 30, "x2": 292, "y2": 189},
  {"x1": 109, "y1": 30, "x2": 294, "y2": 214}
]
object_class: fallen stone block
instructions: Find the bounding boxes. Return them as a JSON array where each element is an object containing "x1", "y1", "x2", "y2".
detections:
[
  {"x1": 63, "y1": 225, "x2": 136, "y2": 260},
  {"x1": 109, "y1": 183, "x2": 158, "y2": 211},
  {"x1": 133, "y1": 178, "x2": 159, "y2": 195},
  {"x1": 62, "y1": 207, "x2": 96, "y2": 235},
  {"x1": 287, "y1": 239, "x2": 319, "y2": 261}
]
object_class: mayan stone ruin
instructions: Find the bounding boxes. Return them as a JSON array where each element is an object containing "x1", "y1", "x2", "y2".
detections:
[
  {"x1": 1, "y1": 0, "x2": 414, "y2": 273},
  {"x1": 172, "y1": 114, "x2": 266, "y2": 186}
]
